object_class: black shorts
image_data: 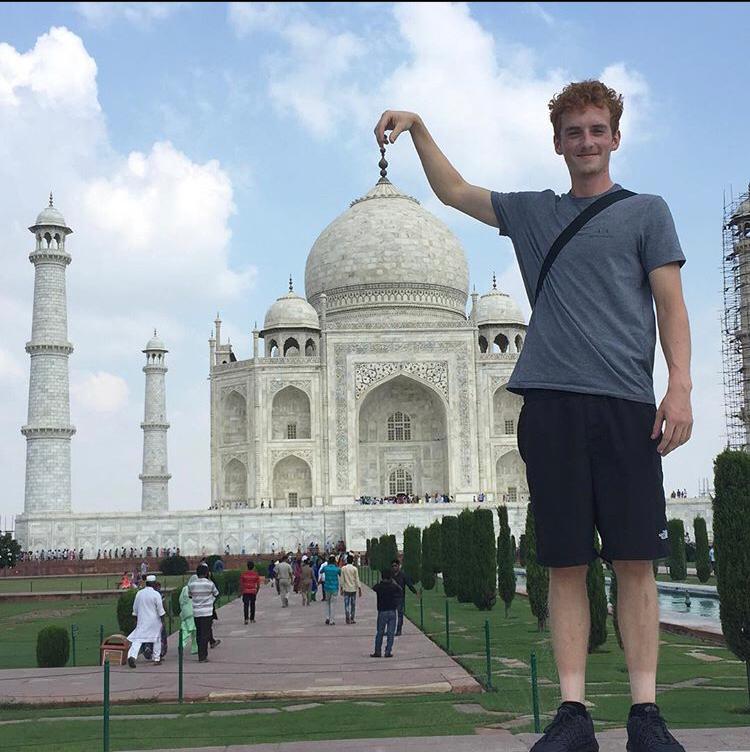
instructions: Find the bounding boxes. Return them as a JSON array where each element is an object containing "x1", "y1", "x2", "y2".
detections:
[{"x1": 517, "y1": 389, "x2": 670, "y2": 568}]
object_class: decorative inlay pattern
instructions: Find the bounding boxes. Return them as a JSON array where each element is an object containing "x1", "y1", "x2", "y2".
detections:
[{"x1": 354, "y1": 361, "x2": 448, "y2": 400}]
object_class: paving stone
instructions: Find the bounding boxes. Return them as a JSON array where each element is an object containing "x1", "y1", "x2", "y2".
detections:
[{"x1": 282, "y1": 703, "x2": 322, "y2": 712}]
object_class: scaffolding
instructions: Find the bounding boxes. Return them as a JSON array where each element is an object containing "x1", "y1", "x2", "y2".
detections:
[{"x1": 721, "y1": 185, "x2": 750, "y2": 452}]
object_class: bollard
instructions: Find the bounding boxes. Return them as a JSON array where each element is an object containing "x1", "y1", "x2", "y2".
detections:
[
  {"x1": 80, "y1": 581, "x2": 83, "y2": 595},
  {"x1": 420, "y1": 592, "x2": 424, "y2": 631},
  {"x1": 178, "y1": 630, "x2": 184, "y2": 704},
  {"x1": 530, "y1": 651, "x2": 541, "y2": 733},
  {"x1": 71, "y1": 624, "x2": 78, "y2": 667},
  {"x1": 484, "y1": 619, "x2": 493, "y2": 689},
  {"x1": 445, "y1": 600, "x2": 451, "y2": 654},
  {"x1": 103, "y1": 658, "x2": 110, "y2": 752}
]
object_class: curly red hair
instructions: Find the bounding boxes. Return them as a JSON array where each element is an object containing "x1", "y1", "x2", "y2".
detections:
[{"x1": 549, "y1": 80, "x2": 623, "y2": 138}]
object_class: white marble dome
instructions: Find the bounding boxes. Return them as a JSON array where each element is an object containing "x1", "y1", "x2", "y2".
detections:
[
  {"x1": 304, "y1": 178, "x2": 469, "y2": 321},
  {"x1": 263, "y1": 291, "x2": 320, "y2": 331},
  {"x1": 144, "y1": 331, "x2": 168, "y2": 352},
  {"x1": 476, "y1": 287, "x2": 525, "y2": 327}
]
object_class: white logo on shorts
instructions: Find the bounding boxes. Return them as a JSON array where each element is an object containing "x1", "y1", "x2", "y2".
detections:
[{"x1": 659, "y1": 529, "x2": 668, "y2": 540}]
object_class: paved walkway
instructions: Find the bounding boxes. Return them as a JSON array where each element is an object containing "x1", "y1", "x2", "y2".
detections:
[
  {"x1": 131, "y1": 727, "x2": 750, "y2": 752},
  {"x1": 0, "y1": 584, "x2": 479, "y2": 704}
]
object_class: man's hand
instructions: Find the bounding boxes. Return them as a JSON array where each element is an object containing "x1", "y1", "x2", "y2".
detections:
[
  {"x1": 652, "y1": 387, "x2": 693, "y2": 456},
  {"x1": 374, "y1": 110, "x2": 421, "y2": 148}
]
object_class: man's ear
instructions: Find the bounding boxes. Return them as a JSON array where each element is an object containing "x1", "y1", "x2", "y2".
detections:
[
  {"x1": 553, "y1": 133, "x2": 563, "y2": 156},
  {"x1": 611, "y1": 130, "x2": 621, "y2": 151}
]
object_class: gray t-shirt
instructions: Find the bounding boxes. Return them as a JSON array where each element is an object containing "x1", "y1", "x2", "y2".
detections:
[{"x1": 491, "y1": 184, "x2": 685, "y2": 404}]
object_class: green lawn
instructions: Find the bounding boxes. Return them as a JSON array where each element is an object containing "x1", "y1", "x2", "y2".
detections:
[{"x1": 0, "y1": 574, "x2": 189, "y2": 594}]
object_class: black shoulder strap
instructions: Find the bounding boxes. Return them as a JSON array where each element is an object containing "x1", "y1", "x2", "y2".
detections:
[{"x1": 533, "y1": 189, "x2": 636, "y2": 305}]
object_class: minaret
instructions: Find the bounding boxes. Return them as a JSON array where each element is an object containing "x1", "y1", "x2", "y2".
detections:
[
  {"x1": 22, "y1": 195, "x2": 76, "y2": 514},
  {"x1": 139, "y1": 331, "x2": 170, "y2": 512}
]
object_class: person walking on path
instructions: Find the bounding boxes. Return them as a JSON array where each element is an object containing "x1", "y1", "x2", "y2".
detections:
[
  {"x1": 370, "y1": 569, "x2": 402, "y2": 658},
  {"x1": 319, "y1": 555, "x2": 341, "y2": 625},
  {"x1": 340, "y1": 554, "x2": 362, "y2": 624},
  {"x1": 179, "y1": 576, "x2": 198, "y2": 656},
  {"x1": 276, "y1": 555, "x2": 293, "y2": 608},
  {"x1": 127, "y1": 575, "x2": 165, "y2": 668},
  {"x1": 188, "y1": 563, "x2": 219, "y2": 663},
  {"x1": 299, "y1": 556, "x2": 313, "y2": 606},
  {"x1": 375, "y1": 79, "x2": 692, "y2": 752},
  {"x1": 240, "y1": 560, "x2": 261, "y2": 624},
  {"x1": 390, "y1": 559, "x2": 418, "y2": 636}
]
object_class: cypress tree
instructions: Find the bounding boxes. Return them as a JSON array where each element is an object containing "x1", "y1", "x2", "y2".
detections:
[
  {"x1": 456, "y1": 508, "x2": 474, "y2": 603},
  {"x1": 607, "y1": 564, "x2": 624, "y2": 650},
  {"x1": 667, "y1": 518, "x2": 687, "y2": 581},
  {"x1": 496, "y1": 505, "x2": 516, "y2": 617},
  {"x1": 366, "y1": 538, "x2": 371, "y2": 567},
  {"x1": 472, "y1": 508, "x2": 497, "y2": 610},
  {"x1": 441, "y1": 515, "x2": 459, "y2": 597},
  {"x1": 381, "y1": 534, "x2": 398, "y2": 569},
  {"x1": 510, "y1": 534, "x2": 517, "y2": 564},
  {"x1": 587, "y1": 537, "x2": 608, "y2": 653},
  {"x1": 370, "y1": 538, "x2": 380, "y2": 572},
  {"x1": 402, "y1": 526, "x2": 422, "y2": 585},
  {"x1": 431, "y1": 519, "x2": 443, "y2": 574},
  {"x1": 524, "y1": 503, "x2": 549, "y2": 631},
  {"x1": 518, "y1": 533, "x2": 527, "y2": 567},
  {"x1": 713, "y1": 449, "x2": 750, "y2": 704},
  {"x1": 693, "y1": 516, "x2": 711, "y2": 584},
  {"x1": 421, "y1": 525, "x2": 436, "y2": 590}
]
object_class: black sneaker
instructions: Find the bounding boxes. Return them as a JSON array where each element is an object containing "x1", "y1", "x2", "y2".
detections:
[
  {"x1": 530, "y1": 704, "x2": 598, "y2": 752},
  {"x1": 127, "y1": 657, "x2": 136, "y2": 669},
  {"x1": 627, "y1": 704, "x2": 685, "y2": 752}
]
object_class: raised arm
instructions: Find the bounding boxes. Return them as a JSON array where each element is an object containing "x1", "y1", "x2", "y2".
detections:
[{"x1": 374, "y1": 111, "x2": 497, "y2": 228}]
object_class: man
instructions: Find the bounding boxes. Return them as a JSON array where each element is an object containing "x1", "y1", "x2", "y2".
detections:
[
  {"x1": 340, "y1": 554, "x2": 362, "y2": 624},
  {"x1": 240, "y1": 560, "x2": 261, "y2": 624},
  {"x1": 299, "y1": 555, "x2": 313, "y2": 606},
  {"x1": 375, "y1": 80, "x2": 692, "y2": 751},
  {"x1": 390, "y1": 559, "x2": 418, "y2": 637},
  {"x1": 319, "y1": 555, "x2": 341, "y2": 625},
  {"x1": 188, "y1": 563, "x2": 219, "y2": 663},
  {"x1": 276, "y1": 555, "x2": 293, "y2": 608},
  {"x1": 370, "y1": 569, "x2": 402, "y2": 658},
  {"x1": 127, "y1": 575, "x2": 165, "y2": 668}
]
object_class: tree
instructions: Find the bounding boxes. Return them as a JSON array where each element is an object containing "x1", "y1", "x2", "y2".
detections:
[
  {"x1": 518, "y1": 534, "x2": 527, "y2": 567},
  {"x1": 496, "y1": 506, "x2": 516, "y2": 617},
  {"x1": 473, "y1": 508, "x2": 497, "y2": 610},
  {"x1": 421, "y1": 524, "x2": 436, "y2": 590},
  {"x1": 402, "y1": 526, "x2": 422, "y2": 585},
  {"x1": 370, "y1": 538, "x2": 380, "y2": 572},
  {"x1": 0, "y1": 533, "x2": 21, "y2": 569},
  {"x1": 607, "y1": 564, "x2": 624, "y2": 650},
  {"x1": 693, "y1": 516, "x2": 711, "y2": 584},
  {"x1": 510, "y1": 535, "x2": 517, "y2": 564},
  {"x1": 667, "y1": 518, "x2": 687, "y2": 581},
  {"x1": 524, "y1": 503, "x2": 549, "y2": 631},
  {"x1": 456, "y1": 509, "x2": 475, "y2": 603},
  {"x1": 430, "y1": 519, "x2": 443, "y2": 574},
  {"x1": 380, "y1": 534, "x2": 398, "y2": 569},
  {"x1": 713, "y1": 449, "x2": 750, "y2": 704},
  {"x1": 587, "y1": 537, "x2": 608, "y2": 653},
  {"x1": 441, "y1": 515, "x2": 459, "y2": 597},
  {"x1": 366, "y1": 538, "x2": 371, "y2": 567}
]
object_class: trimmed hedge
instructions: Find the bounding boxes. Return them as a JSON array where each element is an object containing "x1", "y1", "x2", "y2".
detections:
[
  {"x1": 402, "y1": 526, "x2": 422, "y2": 585},
  {"x1": 586, "y1": 536, "x2": 607, "y2": 653},
  {"x1": 117, "y1": 588, "x2": 138, "y2": 634},
  {"x1": 36, "y1": 625, "x2": 70, "y2": 667},
  {"x1": 524, "y1": 503, "x2": 548, "y2": 631},
  {"x1": 456, "y1": 509, "x2": 474, "y2": 603},
  {"x1": 441, "y1": 516, "x2": 459, "y2": 598},
  {"x1": 497, "y1": 505, "x2": 516, "y2": 617},
  {"x1": 608, "y1": 565, "x2": 624, "y2": 650},
  {"x1": 159, "y1": 555, "x2": 189, "y2": 576},
  {"x1": 472, "y1": 508, "x2": 497, "y2": 610},
  {"x1": 694, "y1": 516, "x2": 711, "y2": 583},
  {"x1": 421, "y1": 524, "x2": 436, "y2": 590},
  {"x1": 171, "y1": 584, "x2": 183, "y2": 616},
  {"x1": 667, "y1": 518, "x2": 687, "y2": 581}
]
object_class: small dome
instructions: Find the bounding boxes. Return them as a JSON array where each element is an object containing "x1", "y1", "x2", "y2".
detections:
[
  {"x1": 35, "y1": 205, "x2": 67, "y2": 227},
  {"x1": 263, "y1": 291, "x2": 320, "y2": 332},
  {"x1": 730, "y1": 198, "x2": 750, "y2": 223},
  {"x1": 476, "y1": 287, "x2": 525, "y2": 327},
  {"x1": 144, "y1": 331, "x2": 167, "y2": 352}
]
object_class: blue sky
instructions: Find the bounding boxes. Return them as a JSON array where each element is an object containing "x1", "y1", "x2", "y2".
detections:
[{"x1": 0, "y1": 2, "x2": 747, "y2": 521}]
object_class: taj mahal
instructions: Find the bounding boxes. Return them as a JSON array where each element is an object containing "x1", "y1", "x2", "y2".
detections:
[{"x1": 14, "y1": 161, "x2": 711, "y2": 555}]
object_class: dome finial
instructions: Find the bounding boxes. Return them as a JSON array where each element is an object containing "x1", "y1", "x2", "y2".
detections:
[
  {"x1": 153, "y1": 328, "x2": 157, "y2": 337},
  {"x1": 289, "y1": 274, "x2": 293, "y2": 292},
  {"x1": 378, "y1": 145, "x2": 389, "y2": 184},
  {"x1": 492, "y1": 272, "x2": 497, "y2": 290},
  {"x1": 49, "y1": 191, "x2": 54, "y2": 208}
]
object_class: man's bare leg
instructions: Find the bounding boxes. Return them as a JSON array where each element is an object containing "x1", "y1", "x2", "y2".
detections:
[
  {"x1": 612, "y1": 560, "x2": 658, "y2": 703},
  {"x1": 549, "y1": 565, "x2": 590, "y2": 703}
]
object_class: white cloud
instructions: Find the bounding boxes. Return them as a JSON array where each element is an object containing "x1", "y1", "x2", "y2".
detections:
[
  {"x1": 72, "y1": 371, "x2": 129, "y2": 413},
  {"x1": 228, "y1": 2, "x2": 291, "y2": 35},
  {"x1": 0, "y1": 348, "x2": 24, "y2": 381},
  {"x1": 74, "y1": 3, "x2": 188, "y2": 28}
]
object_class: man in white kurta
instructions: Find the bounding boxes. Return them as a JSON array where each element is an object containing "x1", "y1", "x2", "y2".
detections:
[{"x1": 127, "y1": 575, "x2": 165, "y2": 667}]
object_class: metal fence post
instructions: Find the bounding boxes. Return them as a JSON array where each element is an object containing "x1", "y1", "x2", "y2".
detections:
[
  {"x1": 99, "y1": 624, "x2": 104, "y2": 650},
  {"x1": 178, "y1": 629, "x2": 184, "y2": 704},
  {"x1": 168, "y1": 597, "x2": 173, "y2": 633},
  {"x1": 484, "y1": 619, "x2": 493, "y2": 689},
  {"x1": 445, "y1": 600, "x2": 451, "y2": 654},
  {"x1": 530, "y1": 651, "x2": 541, "y2": 732},
  {"x1": 420, "y1": 592, "x2": 424, "y2": 631},
  {"x1": 71, "y1": 624, "x2": 78, "y2": 667},
  {"x1": 103, "y1": 658, "x2": 110, "y2": 752}
]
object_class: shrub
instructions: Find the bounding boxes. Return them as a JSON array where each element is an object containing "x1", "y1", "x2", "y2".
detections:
[
  {"x1": 370, "y1": 539, "x2": 381, "y2": 572},
  {"x1": 0, "y1": 533, "x2": 21, "y2": 569},
  {"x1": 518, "y1": 534, "x2": 527, "y2": 567},
  {"x1": 456, "y1": 509, "x2": 474, "y2": 603},
  {"x1": 587, "y1": 536, "x2": 607, "y2": 653},
  {"x1": 36, "y1": 625, "x2": 70, "y2": 667},
  {"x1": 421, "y1": 525, "x2": 436, "y2": 590},
  {"x1": 441, "y1": 516, "x2": 459, "y2": 597},
  {"x1": 607, "y1": 565, "x2": 624, "y2": 650},
  {"x1": 472, "y1": 508, "x2": 497, "y2": 610},
  {"x1": 497, "y1": 505, "x2": 516, "y2": 617},
  {"x1": 694, "y1": 516, "x2": 711, "y2": 583},
  {"x1": 171, "y1": 585, "x2": 183, "y2": 617},
  {"x1": 431, "y1": 520, "x2": 443, "y2": 574},
  {"x1": 159, "y1": 555, "x2": 189, "y2": 576},
  {"x1": 402, "y1": 526, "x2": 422, "y2": 585},
  {"x1": 667, "y1": 519, "x2": 687, "y2": 581},
  {"x1": 206, "y1": 554, "x2": 223, "y2": 572},
  {"x1": 524, "y1": 503, "x2": 548, "y2": 631},
  {"x1": 117, "y1": 589, "x2": 138, "y2": 634}
]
